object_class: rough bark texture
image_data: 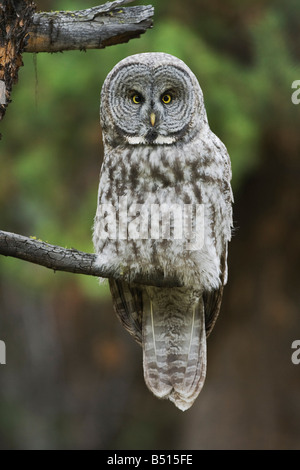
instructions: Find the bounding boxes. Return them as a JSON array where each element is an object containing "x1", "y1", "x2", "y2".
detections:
[
  {"x1": 25, "y1": 3, "x2": 154, "y2": 53},
  {"x1": 0, "y1": 0, "x2": 36, "y2": 128},
  {"x1": 0, "y1": 230, "x2": 182, "y2": 288}
]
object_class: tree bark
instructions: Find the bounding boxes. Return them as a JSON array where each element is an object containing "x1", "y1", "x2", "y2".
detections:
[
  {"x1": 0, "y1": 0, "x2": 36, "y2": 125},
  {"x1": 0, "y1": 230, "x2": 182, "y2": 288},
  {"x1": 25, "y1": 2, "x2": 154, "y2": 53}
]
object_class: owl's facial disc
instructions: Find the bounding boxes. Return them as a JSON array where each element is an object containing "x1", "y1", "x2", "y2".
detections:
[{"x1": 108, "y1": 63, "x2": 196, "y2": 145}]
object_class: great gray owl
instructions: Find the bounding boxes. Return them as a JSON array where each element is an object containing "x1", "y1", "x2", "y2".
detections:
[{"x1": 93, "y1": 53, "x2": 233, "y2": 411}]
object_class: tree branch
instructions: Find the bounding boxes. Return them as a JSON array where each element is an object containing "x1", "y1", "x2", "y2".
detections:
[
  {"x1": 25, "y1": 1, "x2": 154, "y2": 53},
  {"x1": 0, "y1": 230, "x2": 182, "y2": 288}
]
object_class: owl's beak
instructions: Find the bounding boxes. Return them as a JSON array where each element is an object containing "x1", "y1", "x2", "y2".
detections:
[{"x1": 150, "y1": 113, "x2": 156, "y2": 127}]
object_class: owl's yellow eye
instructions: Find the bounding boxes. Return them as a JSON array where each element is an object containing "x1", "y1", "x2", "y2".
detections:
[
  {"x1": 132, "y1": 94, "x2": 142, "y2": 104},
  {"x1": 161, "y1": 94, "x2": 172, "y2": 104}
]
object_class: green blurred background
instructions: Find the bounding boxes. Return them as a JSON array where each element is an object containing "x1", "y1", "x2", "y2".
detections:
[{"x1": 0, "y1": 0, "x2": 300, "y2": 449}]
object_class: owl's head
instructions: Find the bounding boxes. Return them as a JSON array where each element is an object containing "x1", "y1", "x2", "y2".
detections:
[{"x1": 100, "y1": 53, "x2": 208, "y2": 146}]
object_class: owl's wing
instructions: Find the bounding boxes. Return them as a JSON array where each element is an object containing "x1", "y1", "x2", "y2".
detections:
[
  {"x1": 203, "y1": 247, "x2": 227, "y2": 336},
  {"x1": 203, "y1": 285, "x2": 224, "y2": 336},
  {"x1": 109, "y1": 279, "x2": 143, "y2": 345}
]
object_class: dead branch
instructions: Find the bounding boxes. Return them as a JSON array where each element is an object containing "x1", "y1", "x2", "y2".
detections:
[
  {"x1": 0, "y1": 230, "x2": 182, "y2": 288},
  {"x1": 25, "y1": 1, "x2": 154, "y2": 53}
]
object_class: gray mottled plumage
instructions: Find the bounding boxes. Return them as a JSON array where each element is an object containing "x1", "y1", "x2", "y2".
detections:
[{"x1": 93, "y1": 53, "x2": 233, "y2": 411}]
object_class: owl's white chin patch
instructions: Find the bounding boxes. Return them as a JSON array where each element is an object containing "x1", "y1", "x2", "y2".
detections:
[
  {"x1": 126, "y1": 135, "x2": 176, "y2": 145},
  {"x1": 155, "y1": 135, "x2": 176, "y2": 145},
  {"x1": 126, "y1": 136, "x2": 146, "y2": 145}
]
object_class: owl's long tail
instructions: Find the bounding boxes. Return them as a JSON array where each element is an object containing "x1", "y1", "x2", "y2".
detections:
[{"x1": 142, "y1": 287, "x2": 207, "y2": 411}]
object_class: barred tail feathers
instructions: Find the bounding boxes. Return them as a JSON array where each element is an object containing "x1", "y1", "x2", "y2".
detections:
[{"x1": 142, "y1": 288, "x2": 207, "y2": 411}]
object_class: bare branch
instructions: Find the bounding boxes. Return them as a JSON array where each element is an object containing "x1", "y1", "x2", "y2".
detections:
[
  {"x1": 0, "y1": 230, "x2": 182, "y2": 288},
  {"x1": 25, "y1": 2, "x2": 154, "y2": 53}
]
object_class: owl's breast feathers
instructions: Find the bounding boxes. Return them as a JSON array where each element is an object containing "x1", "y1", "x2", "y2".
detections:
[{"x1": 94, "y1": 136, "x2": 232, "y2": 291}]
